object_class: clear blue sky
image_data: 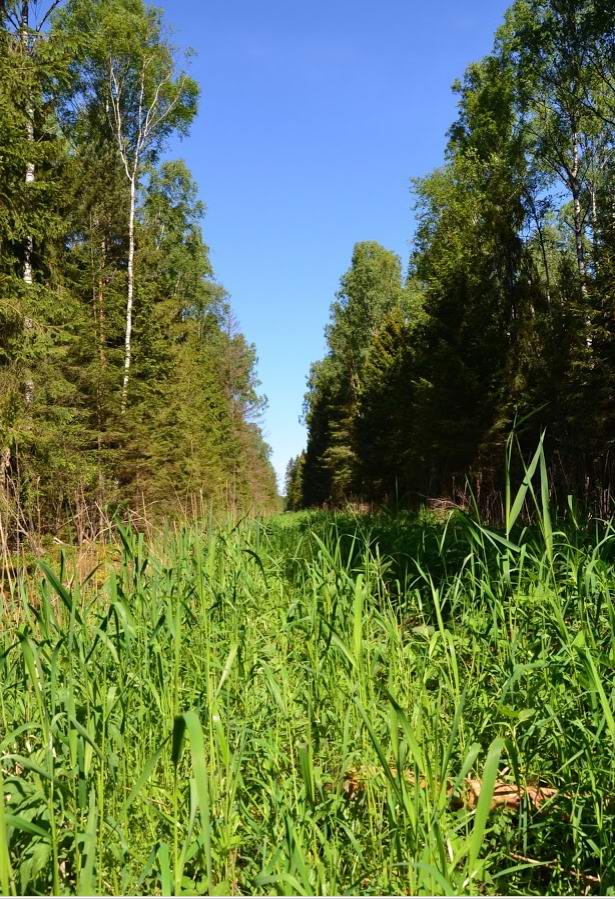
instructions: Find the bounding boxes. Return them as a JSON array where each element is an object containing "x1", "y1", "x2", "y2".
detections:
[{"x1": 162, "y1": 0, "x2": 511, "y2": 489}]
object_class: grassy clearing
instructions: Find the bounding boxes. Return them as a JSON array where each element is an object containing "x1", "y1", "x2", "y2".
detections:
[{"x1": 0, "y1": 499, "x2": 614, "y2": 895}]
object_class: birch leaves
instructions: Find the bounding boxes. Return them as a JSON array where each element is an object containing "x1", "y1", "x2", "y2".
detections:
[{"x1": 62, "y1": 0, "x2": 198, "y2": 412}]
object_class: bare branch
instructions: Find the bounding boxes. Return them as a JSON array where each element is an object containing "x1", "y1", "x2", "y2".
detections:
[
  {"x1": 108, "y1": 59, "x2": 131, "y2": 180},
  {"x1": 143, "y1": 72, "x2": 187, "y2": 144},
  {"x1": 36, "y1": 0, "x2": 62, "y2": 31},
  {"x1": 0, "y1": 1, "x2": 21, "y2": 30},
  {"x1": 141, "y1": 69, "x2": 171, "y2": 141},
  {"x1": 132, "y1": 57, "x2": 147, "y2": 177}
]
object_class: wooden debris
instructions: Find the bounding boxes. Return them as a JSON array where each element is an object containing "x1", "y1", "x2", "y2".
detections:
[
  {"x1": 509, "y1": 851, "x2": 601, "y2": 887},
  {"x1": 342, "y1": 764, "x2": 559, "y2": 813},
  {"x1": 465, "y1": 778, "x2": 558, "y2": 811}
]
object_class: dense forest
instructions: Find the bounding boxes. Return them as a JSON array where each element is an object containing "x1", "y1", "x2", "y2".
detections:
[
  {"x1": 289, "y1": 0, "x2": 615, "y2": 516},
  {"x1": 0, "y1": 0, "x2": 278, "y2": 542}
]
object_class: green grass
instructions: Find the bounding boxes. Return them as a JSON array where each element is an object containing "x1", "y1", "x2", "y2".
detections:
[{"x1": 0, "y1": 500, "x2": 614, "y2": 895}]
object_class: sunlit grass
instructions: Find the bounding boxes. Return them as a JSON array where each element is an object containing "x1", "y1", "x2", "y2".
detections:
[{"x1": 0, "y1": 459, "x2": 614, "y2": 894}]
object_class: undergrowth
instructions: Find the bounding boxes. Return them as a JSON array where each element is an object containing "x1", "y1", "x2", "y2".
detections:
[{"x1": 0, "y1": 446, "x2": 614, "y2": 894}]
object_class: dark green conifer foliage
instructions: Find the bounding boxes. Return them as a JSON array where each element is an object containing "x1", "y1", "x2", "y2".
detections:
[
  {"x1": 285, "y1": 452, "x2": 305, "y2": 511},
  {"x1": 302, "y1": 242, "x2": 404, "y2": 506},
  {"x1": 298, "y1": 0, "x2": 615, "y2": 515},
  {"x1": 0, "y1": 0, "x2": 278, "y2": 536}
]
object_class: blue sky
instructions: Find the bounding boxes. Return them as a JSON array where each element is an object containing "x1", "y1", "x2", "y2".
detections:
[{"x1": 162, "y1": 0, "x2": 511, "y2": 489}]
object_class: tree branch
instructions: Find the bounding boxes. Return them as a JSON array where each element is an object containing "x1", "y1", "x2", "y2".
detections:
[
  {"x1": 36, "y1": 0, "x2": 62, "y2": 31},
  {"x1": 108, "y1": 59, "x2": 131, "y2": 180}
]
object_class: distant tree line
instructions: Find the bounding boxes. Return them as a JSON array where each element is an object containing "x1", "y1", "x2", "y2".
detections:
[
  {"x1": 290, "y1": 0, "x2": 615, "y2": 516},
  {"x1": 0, "y1": 0, "x2": 278, "y2": 539}
]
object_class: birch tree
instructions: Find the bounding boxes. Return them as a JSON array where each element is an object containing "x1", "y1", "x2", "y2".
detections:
[
  {"x1": 59, "y1": 0, "x2": 198, "y2": 413},
  {"x1": 500, "y1": 0, "x2": 600, "y2": 306}
]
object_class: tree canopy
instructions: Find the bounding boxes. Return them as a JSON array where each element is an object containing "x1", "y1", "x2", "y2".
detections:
[
  {"x1": 297, "y1": 0, "x2": 615, "y2": 516},
  {"x1": 0, "y1": 0, "x2": 278, "y2": 539}
]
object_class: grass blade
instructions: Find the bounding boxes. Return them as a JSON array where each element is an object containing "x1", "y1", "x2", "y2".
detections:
[{"x1": 466, "y1": 737, "x2": 505, "y2": 887}]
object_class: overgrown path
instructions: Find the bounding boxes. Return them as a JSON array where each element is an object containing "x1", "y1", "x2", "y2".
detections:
[{"x1": 0, "y1": 511, "x2": 613, "y2": 894}]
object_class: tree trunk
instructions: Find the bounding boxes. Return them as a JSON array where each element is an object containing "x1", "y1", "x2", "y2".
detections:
[
  {"x1": 93, "y1": 231, "x2": 108, "y2": 522},
  {"x1": 121, "y1": 175, "x2": 136, "y2": 414},
  {"x1": 572, "y1": 188, "x2": 588, "y2": 296},
  {"x1": 0, "y1": 447, "x2": 9, "y2": 495},
  {"x1": 526, "y1": 190, "x2": 551, "y2": 307},
  {"x1": 23, "y1": 109, "x2": 35, "y2": 406},
  {"x1": 570, "y1": 133, "x2": 593, "y2": 352},
  {"x1": 96, "y1": 235, "x2": 107, "y2": 367},
  {"x1": 24, "y1": 115, "x2": 34, "y2": 287},
  {"x1": 571, "y1": 135, "x2": 588, "y2": 301},
  {"x1": 21, "y1": 3, "x2": 35, "y2": 405}
]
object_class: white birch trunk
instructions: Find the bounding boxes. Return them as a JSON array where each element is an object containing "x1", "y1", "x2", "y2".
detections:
[
  {"x1": 108, "y1": 48, "x2": 185, "y2": 414},
  {"x1": 121, "y1": 175, "x2": 136, "y2": 414},
  {"x1": 570, "y1": 133, "x2": 592, "y2": 352},
  {"x1": 24, "y1": 114, "x2": 35, "y2": 406},
  {"x1": 24, "y1": 116, "x2": 34, "y2": 287}
]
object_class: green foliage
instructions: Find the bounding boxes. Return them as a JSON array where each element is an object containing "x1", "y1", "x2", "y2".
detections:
[
  {"x1": 298, "y1": 0, "x2": 615, "y2": 515},
  {"x1": 0, "y1": 0, "x2": 277, "y2": 536},
  {"x1": 284, "y1": 451, "x2": 305, "y2": 511},
  {"x1": 302, "y1": 242, "x2": 406, "y2": 506}
]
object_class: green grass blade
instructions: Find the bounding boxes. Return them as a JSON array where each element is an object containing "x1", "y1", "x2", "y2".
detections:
[
  {"x1": 181, "y1": 710, "x2": 212, "y2": 887},
  {"x1": 78, "y1": 788, "x2": 98, "y2": 896},
  {"x1": 0, "y1": 765, "x2": 13, "y2": 896},
  {"x1": 466, "y1": 737, "x2": 504, "y2": 887},
  {"x1": 507, "y1": 433, "x2": 545, "y2": 537}
]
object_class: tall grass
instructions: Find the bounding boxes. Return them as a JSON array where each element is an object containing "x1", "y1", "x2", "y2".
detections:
[{"x1": 0, "y1": 460, "x2": 614, "y2": 894}]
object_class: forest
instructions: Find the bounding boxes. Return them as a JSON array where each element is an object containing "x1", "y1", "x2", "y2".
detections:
[
  {"x1": 0, "y1": 0, "x2": 278, "y2": 546},
  {"x1": 288, "y1": 0, "x2": 615, "y2": 517},
  {"x1": 1, "y1": 0, "x2": 615, "y2": 896}
]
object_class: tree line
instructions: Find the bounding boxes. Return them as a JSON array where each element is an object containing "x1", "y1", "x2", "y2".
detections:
[
  {"x1": 289, "y1": 0, "x2": 615, "y2": 516},
  {"x1": 0, "y1": 0, "x2": 278, "y2": 541}
]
